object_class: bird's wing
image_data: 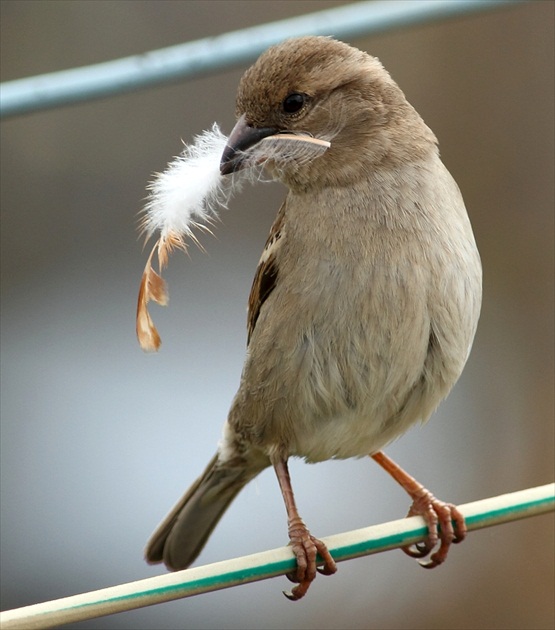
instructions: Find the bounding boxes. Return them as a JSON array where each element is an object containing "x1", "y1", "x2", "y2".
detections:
[{"x1": 247, "y1": 200, "x2": 286, "y2": 344}]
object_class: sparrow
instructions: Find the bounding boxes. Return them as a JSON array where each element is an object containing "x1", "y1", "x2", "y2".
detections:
[{"x1": 145, "y1": 35, "x2": 482, "y2": 600}]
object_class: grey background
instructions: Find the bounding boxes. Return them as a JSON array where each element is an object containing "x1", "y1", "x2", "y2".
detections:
[{"x1": 1, "y1": 1, "x2": 553, "y2": 629}]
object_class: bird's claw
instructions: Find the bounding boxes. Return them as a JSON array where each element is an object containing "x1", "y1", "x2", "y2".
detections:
[
  {"x1": 403, "y1": 539, "x2": 434, "y2": 558},
  {"x1": 283, "y1": 521, "x2": 337, "y2": 601},
  {"x1": 402, "y1": 489, "x2": 466, "y2": 569},
  {"x1": 317, "y1": 563, "x2": 336, "y2": 576}
]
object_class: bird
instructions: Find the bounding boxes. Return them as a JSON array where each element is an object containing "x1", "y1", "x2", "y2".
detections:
[{"x1": 145, "y1": 35, "x2": 482, "y2": 601}]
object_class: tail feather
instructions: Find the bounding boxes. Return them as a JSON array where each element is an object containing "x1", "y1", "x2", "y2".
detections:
[{"x1": 145, "y1": 452, "x2": 266, "y2": 571}]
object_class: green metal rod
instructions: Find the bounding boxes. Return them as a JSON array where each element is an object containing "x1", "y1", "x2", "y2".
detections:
[
  {"x1": 1, "y1": 483, "x2": 553, "y2": 630},
  {"x1": 0, "y1": 0, "x2": 523, "y2": 118}
]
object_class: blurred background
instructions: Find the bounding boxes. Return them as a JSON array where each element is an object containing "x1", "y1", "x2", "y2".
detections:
[{"x1": 1, "y1": 1, "x2": 553, "y2": 628}]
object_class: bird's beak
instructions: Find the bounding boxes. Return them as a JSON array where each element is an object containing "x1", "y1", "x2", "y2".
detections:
[{"x1": 220, "y1": 114, "x2": 277, "y2": 175}]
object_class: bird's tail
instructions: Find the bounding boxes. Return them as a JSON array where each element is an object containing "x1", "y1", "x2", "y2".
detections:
[{"x1": 145, "y1": 452, "x2": 268, "y2": 571}]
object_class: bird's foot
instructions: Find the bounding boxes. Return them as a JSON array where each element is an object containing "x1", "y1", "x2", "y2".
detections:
[
  {"x1": 283, "y1": 517, "x2": 337, "y2": 601},
  {"x1": 403, "y1": 486, "x2": 466, "y2": 569},
  {"x1": 370, "y1": 452, "x2": 466, "y2": 569}
]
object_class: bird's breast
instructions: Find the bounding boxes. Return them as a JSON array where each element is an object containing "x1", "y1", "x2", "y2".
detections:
[
  {"x1": 234, "y1": 238, "x2": 437, "y2": 459},
  {"x1": 230, "y1": 173, "x2": 481, "y2": 461}
]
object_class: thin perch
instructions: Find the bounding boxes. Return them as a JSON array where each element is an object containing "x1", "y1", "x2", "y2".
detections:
[{"x1": 1, "y1": 483, "x2": 553, "y2": 630}]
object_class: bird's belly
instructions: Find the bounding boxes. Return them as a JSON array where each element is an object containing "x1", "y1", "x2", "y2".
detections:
[
  {"x1": 290, "y1": 407, "x2": 409, "y2": 462},
  {"x1": 238, "y1": 299, "x2": 439, "y2": 462},
  {"x1": 286, "y1": 333, "x2": 433, "y2": 462},
  {"x1": 232, "y1": 238, "x2": 478, "y2": 463}
]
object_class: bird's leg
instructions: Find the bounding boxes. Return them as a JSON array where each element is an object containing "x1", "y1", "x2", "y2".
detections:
[
  {"x1": 371, "y1": 451, "x2": 466, "y2": 568},
  {"x1": 273, "y1": 457, "x2": 337, "y2": 600}
]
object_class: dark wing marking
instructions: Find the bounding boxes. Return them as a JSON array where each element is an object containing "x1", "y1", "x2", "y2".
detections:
[{"x1": 247, "y1": 201, "x2": 286, "y2": 344}]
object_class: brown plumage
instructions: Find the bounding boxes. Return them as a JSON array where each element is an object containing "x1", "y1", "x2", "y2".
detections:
[{"x1": 145, "y1": 36, "x2": 482, "y2": 600}]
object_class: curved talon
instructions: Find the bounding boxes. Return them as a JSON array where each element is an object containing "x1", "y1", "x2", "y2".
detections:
[
  {"x1": 402, "y1": 540, "x2": 433, "y2": 558},
  {"x1": 370, "y1": 452, "x2": 466, "y2": 570},
  {"x1": 419, "y1": 537, "x2": 452, "y2": 568},
  {"x1": 402, "y1": 545, "x2": 425, "y2": 559},
  {"x1": 314, "y1": 538, "x2": 337, "y2": 576},
  {"x1": 420, "y1": 554, "x2": 444, "y2": 569},
  {"x1": 415, "y1": 540, "x2": 433, "y2": 554},
  {"x1": 283, "y1": 581, "x2": 311, "y2": 601},
  {"x1": 285, "y1": 526, "x2": 337, "y2": 600},
  {"x1": 407, "y1": 494, "x2": 466, "y2": 568},
  {"x1": 317, "y1": 564, "x2": 336, "y2": 576}
]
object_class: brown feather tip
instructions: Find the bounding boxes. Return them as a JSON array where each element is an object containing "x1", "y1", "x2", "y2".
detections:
[{"x1": 136, "y1": 236, "x2": 179, "y2": 352}]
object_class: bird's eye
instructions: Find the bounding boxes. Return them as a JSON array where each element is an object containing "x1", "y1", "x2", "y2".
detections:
[{"x1": 282, "y1": 93, "x2": 306, "y2": 114}]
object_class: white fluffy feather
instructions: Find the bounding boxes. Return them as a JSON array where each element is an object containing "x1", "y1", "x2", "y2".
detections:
[
  {"x1": 141, "y1": 123, "x2": 330, "y2": 244},
  {"x1": 141, "y1": 124, "x2": 232, "y2": 241},
  {"x1": 136, "y1": 122, "x2": 330, "y2": 352}
]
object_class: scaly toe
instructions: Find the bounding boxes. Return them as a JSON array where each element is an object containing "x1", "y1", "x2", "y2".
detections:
[
  {"x1": 313, "y1": 536, "x2": 337, "y2": 576},
  {"x1": 284, "y1": 529, "x2": 335, "y2": 600},
  {"x1": 407, "y1": 492, "x2": 466, "y2": 568}
]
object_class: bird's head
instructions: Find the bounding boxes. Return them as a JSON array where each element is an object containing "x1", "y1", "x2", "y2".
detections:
[{"x1": 220, "y1": 36, "x2": 437, "y2": 190}]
